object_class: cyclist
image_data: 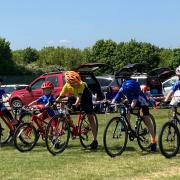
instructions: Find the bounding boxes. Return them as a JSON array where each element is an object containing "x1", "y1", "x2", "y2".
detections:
[
  {"x1": 28, "y1": 81, "x2": 56, "y2": 121},
  {"x1": 112, "y1": 79, "x2": 157, "y2": 152},
  {"x1": 141, "y1": 85, "x2": 160, "y2": 109},
  {"x1": 56, "y1": 71, "x2": 98, "y2": 149},
  {"x1": 164, "y1": 65, "x2": 180, "y2": 105},
  {"x1": 0, "y1": 78, "x2": 18, "y2": 125}
]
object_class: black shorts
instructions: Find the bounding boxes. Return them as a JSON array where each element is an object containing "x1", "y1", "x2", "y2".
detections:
[
  {"x1": 81, "y1": 87, "x2": 93, "y2": 114},
  {"x1": 140, "y1": 106, "x2": 149, "y2": 116}
]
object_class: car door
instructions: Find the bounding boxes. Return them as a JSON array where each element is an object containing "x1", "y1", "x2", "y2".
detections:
[
  {"x1": 45, "y1": 75, "x2": 64, "y2": 98},
  {"x1": 25, "y1": 78, "x2": 45, "y2": 103}
]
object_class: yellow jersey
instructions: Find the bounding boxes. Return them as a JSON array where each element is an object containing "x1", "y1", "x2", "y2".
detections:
[{"x1": 59, "y1": 81, "x2": 86, "y2": 97}]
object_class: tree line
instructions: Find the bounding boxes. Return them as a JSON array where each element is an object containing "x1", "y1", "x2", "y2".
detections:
[{"x1": 0, "y1": 37, "x2": 180, "y2": 75}]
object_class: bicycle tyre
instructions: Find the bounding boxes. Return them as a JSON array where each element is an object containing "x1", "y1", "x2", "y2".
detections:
[
  {"x1": 103, "y1": 116, "x2": 128, "y2": 157},
  {"x1": 137, "y1": 114, "x2": 156, "y2": 151},
  {"x1": 14, "y1": 123, "x2": 38, "y2": 152},
  {"x1": 18, "y1": 112, "x2": 40, "y2": 144},
  {"x1": 79, "y1": 113, "x2": 98, "y2": 148},
  {"x1": 158, "y1": 121, "x2": 180, "y2": 158},
  {"x1": 45, "y1": 114, "x2": 70, "y2": 156}
]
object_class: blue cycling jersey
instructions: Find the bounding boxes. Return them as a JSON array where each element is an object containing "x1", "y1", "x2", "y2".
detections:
[
  {"x1": 36, "y1": 95, "x2": 55, "y2": 104},
  {"x1": 114, "y1": 87, "x2": 149, "y2": 106},
  {"x1": 172, "y1": 80, "x2": 180, "y2": 92},
  {"x1": 35, "y1": 95, "x2": 55, "y2": 117}
]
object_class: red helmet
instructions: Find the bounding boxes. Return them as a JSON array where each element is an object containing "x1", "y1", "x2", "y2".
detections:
[
  {"x1": 65, "y1": 71, "x2": 81, "y2": 85},
  {"x1": 141, "y1": 85, "x2": 150, "y2": 92},
  {"x1": 41, "y1": 81, "x2": 54, "y2": 89}
]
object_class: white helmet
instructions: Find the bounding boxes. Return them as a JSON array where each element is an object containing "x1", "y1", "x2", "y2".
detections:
[{"x1": 175, "y1": 66, "x2": 180, "y2": 75}]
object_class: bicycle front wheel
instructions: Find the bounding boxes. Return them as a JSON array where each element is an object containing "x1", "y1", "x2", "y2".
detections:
[
  {"x1": 137, "y1": 114, "x2": 156, "y2": 151},
  {"x1": 158, "y1": 121, "x2": 180, "y2": 158},
  {"x1": 14, "y1": 123, "x2": 38, "y2": 152},
  {"x1": 79, "y1": 113, "x2": 98, "y2": 148},
  {"x1": 0, "y1": 116, "x2": 11, "y2": 145},
  {"x1": 103, "y1": 117, "x2": 128, "y2": 157},
  {"x1": 45, "y1": 115, "x2": 70, "y2": 155}
]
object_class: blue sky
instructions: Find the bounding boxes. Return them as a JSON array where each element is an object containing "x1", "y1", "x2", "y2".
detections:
[{"x1": 0, "y1": 0, "x2": 180, "y2": 50}]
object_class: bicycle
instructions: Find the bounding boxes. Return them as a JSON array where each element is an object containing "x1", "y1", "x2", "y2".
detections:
[
  {"x1": 103, "y1": 103, "x2": 156, "y2": 157},
  {"x1": 158, "y1": 104, "x2": 180, "y2": 158},
  {"x1": 0, "y1": 106, "x2": 22, "y2": 145},
  {"x1": 14, "y1": 105, "x2": 56, "y2": 152},
  {"x1": 45, "y1": 101, "x2": 98, "y2": 155}
]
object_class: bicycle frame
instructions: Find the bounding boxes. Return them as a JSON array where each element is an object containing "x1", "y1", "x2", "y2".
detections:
[
  {"x1": 171, "y1": 106, "x2": 180, "y2": 125},
  {"x1": 0, "y1": 111, "x2": 14, "y2": 131},
  {"x1": 26, "y1": 109, "x2": 51, "y2": 138},
  {"x1": 119, "y1": 104, "x2": 141, "y2": 136}
]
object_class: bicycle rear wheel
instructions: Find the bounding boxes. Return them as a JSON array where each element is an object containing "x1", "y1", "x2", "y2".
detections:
[
  {"x1": 79, "y1": 113, "x2": 98, "y2": 148},
  {"x1": 14, "y1": 123, "x2": 38, "y2": 152},
  {"x1": 137, "y1": 114, "x2": 156, "y2": 151},
  {"x1": 45, "y1": 115, "x2": 70, "y2": 155},
  {"x1": 158, "y1": 121, "x2": 180, "y2": 158},
  {"x1": 0, "y1": 117, "x2": 11, "y2": 145},
  {"x1": 103, "y1": 117, "x2": 128, "y2": 157}
]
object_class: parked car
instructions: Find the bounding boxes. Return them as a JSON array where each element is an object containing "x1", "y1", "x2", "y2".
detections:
[
  {"x1": 115, "y1": 63, "x2": 168, "y2": 102},
  {"x1": 131, "y1": 73, "x2": 164, "y2": 102},
  {"x1": 162, "y1": 76, "x2": 178, "y2": 96},
  {"x1": 1, "y1": 84, "x2": 28, "y2": 108},
  {"x1": 96, "y1": 75, "x2": 120, "y2": 93},
  {"x1": 9, "y1": 63, "x2": 104, "y2": 109}
]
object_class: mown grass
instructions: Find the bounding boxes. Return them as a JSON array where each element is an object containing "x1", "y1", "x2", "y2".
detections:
[{"x1": 0, "y1": 109, "x2": 179, "y2": 180}]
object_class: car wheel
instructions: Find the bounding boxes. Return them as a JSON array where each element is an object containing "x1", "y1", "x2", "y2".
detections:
[{"x1": 11, "y1": 99, "x2": 23, "y2": 114}]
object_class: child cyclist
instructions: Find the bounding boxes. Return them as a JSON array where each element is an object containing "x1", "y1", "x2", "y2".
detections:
[
  {"x1": 164, "y1": 65, "x2": 180, "y2": 105},
  {"x1": 0, "y1": 78, "x2": 18, "y2": 125},
  {"x1": 28, "y1": 81, "x2": 56, "y2": 122},
  {"x1": 111, "y1": 79, "x2": 157, "y2": 152},
  {"x1": 56, "y1": 71, "x2": 98, "y2": 149}
]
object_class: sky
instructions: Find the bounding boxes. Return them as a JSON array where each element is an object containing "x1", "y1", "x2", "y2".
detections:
[{"x1": 0, "y1": 0, "x2": 180, "y2": 50}]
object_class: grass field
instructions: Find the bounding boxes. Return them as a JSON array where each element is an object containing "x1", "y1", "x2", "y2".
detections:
[{"x1": 0, "y1": 109, "x2": 179, "y2": 180}]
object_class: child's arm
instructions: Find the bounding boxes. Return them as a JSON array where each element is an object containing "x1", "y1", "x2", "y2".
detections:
[{"x1": 28, "y1": 100, "x2": 37, "y2": 107}]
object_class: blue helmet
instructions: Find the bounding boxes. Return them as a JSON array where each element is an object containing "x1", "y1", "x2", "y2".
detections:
[{"x1": 122, "y1": 80, "x2": 140, "y2": 95}]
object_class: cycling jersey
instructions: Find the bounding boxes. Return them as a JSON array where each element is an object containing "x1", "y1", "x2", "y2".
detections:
[
  {"x1": 59, "y1": 81, "x2": 85, "y2": 97},
  {"x1": 35, "y1": 94, "x2": 55, "y2": 117},
  {"x1": 170, "y1": 80, "x2": 180, "y2": 106},
  {"x1": 59, "y1": 81, "x2": 93, "y2": 114},
  {"x1": 172, "y1": 80, "x2": 180, "y2": 92},
  {"x1": 114, "y1": 87, "x2": 149, "y2": 107}
]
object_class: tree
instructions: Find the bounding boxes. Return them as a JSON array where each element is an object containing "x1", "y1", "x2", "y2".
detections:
[
  {"x1": 0, "y1": 37, "x2": 12, "y2": 62},
  {"x1": 0, "y1": 37, "x2": 14, "y2": 74},
  {"x1": 23, "y1": 47, "x2": 39, "y2": 64},
  {"x1": 171, "y1": 48, "x2": 180, "y2": 68}
]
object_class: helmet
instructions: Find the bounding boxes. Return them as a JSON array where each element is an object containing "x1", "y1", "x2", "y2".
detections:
[
  {"x1": 65, "y1": 71, "x2": 81, "y2": 85},
  {"x1": 41, "y1": 81, "x2": 54, "y2": 89},
  {"x1": 141, "y1": 85, "x2": 150, "y2": 92},
  {"x1": 122, "y1": 80, "x2": 140, "y2": 95},
  {"x1": 176, "y1": 66, "x2": 180, "y2": 75}
]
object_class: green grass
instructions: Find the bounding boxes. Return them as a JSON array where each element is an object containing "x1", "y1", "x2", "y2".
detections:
[{"x1": 0, "y1": 109, "x2": 180, "y2": 180}]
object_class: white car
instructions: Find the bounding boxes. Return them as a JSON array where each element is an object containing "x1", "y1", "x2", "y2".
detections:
[
  {"x1": 162, "y1": 76, "x2": 178, "y2": 96},
  {"x1": 1, "y1": 84, "x2": 28, "y2": 109}
]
